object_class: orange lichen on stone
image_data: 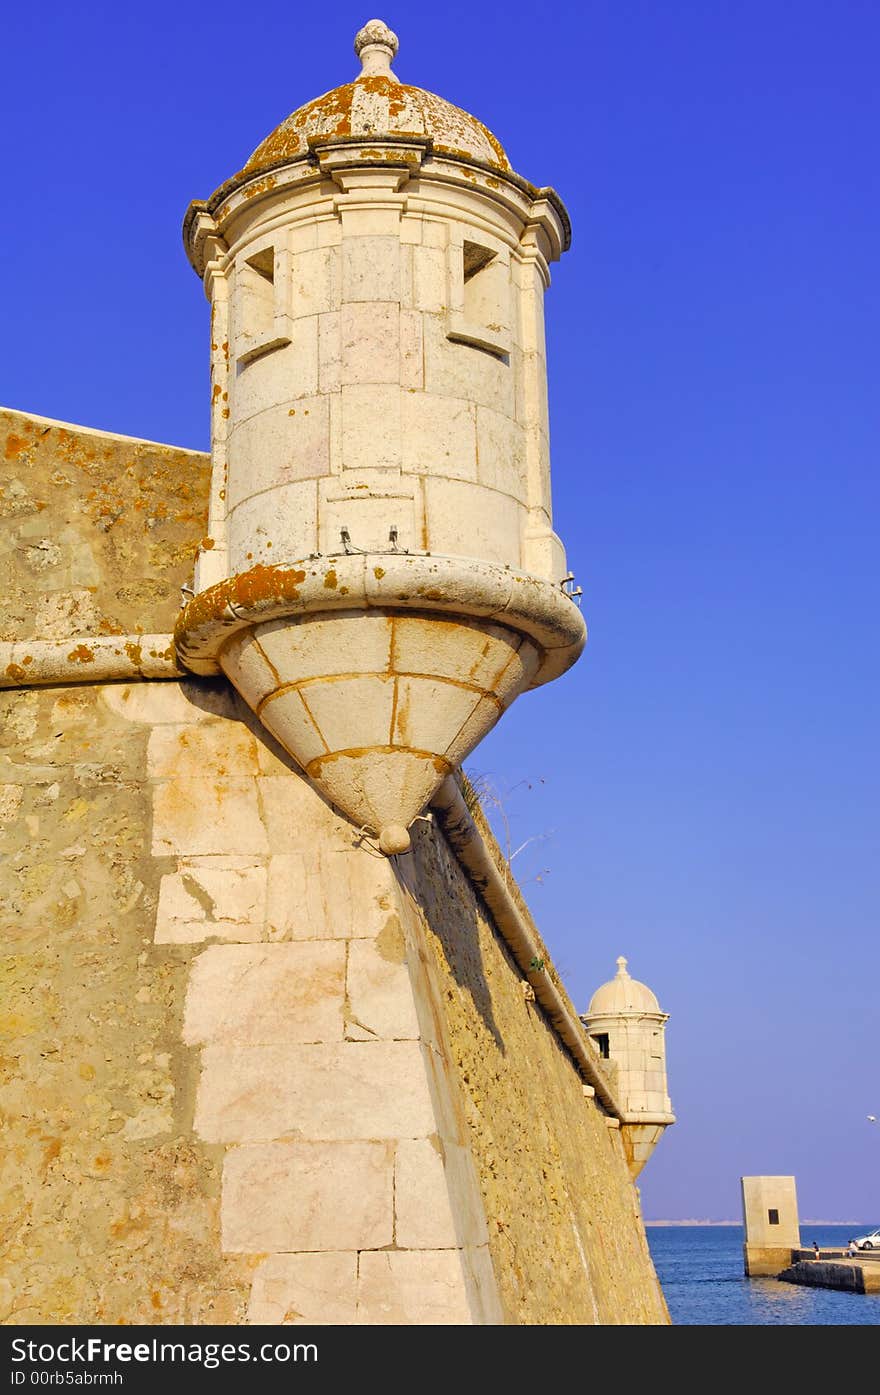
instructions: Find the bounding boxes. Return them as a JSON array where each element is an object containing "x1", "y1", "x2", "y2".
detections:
[
  {"x1": 4, "y1": 433, "x2": 28, "y2": 460},
  {"x1": 3, "y1": 406, "x2": 211, "y2": 643},
  {"x1": 235, "y1": 76, "x2": 511, "y2": 184},
  {"x1": 124, "y1": 642, "x2": 143, "y2": 666},
  {"x1": 5, "y1": 663, "x2": 27, "y2": 683},
  {"x1": 67, "y1": 645, "x2": 95, "y2": 664},
  {"x1": 239, "y1": 174, "x2": 279, "y2": 201},
  {"x1": 174, "y1": 563, "x2": 308, "y2": 649}
]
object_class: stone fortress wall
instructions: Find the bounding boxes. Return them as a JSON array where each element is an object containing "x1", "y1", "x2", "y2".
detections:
[{"x1": 1, "y1": 408, "x2": 668, "y2": 1324}]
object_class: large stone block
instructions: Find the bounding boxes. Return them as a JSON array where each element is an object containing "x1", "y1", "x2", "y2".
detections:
[
  {"x1": 394, "y1": 1137, "x2": 491, "y2": 1251},
  {"x1": 422, "y1": 314, "x2": 514, "y2": 417},
  {"x1": 291, "y1": 247, "x2": 339, "y2": 320},
  {"x1": 342, "y1": 236, "x2": 400, "y2": 303},
  {"x1": 346, "y1": 930, "x2": 419, "y2": 1040},
  {"x1": 258, "y1": 775, "x2": 346, "y2": 853},
  {"x1": 232, "y1": 321, "x2": 320, "y2": 423},
  {"x1": 152, "y1": 779, "x2": 269, "y2": 857},
  {"x1": 257, "y1": 690, "x2": 326, "y2": 769},
  {"x1": 356, "y1": 1249, "x2": 475, "y2": 1325},
  {"x1": 318, "y1": 488, "x2": 419, "y2": 556},
  {"x1": 265, "y1": 845, "x2": 397, "y2": 940},
  {"x1": 412, "y1": 245, "x2": 446, "y2": 311},
  {"x1": 227, "y1": 480, "x2": 319, "y2": 570},
  {"x1": 301, "y1": 675, "x2": 395, "y2": 751},
  {"x1": 194, "y1": 1040, "x2": 437, "y2": 1142},
  {"x1": 101, "y1": 681, "x2": 237, "y2": 727},
  {"x1": 423, "y1": 476, "x2": 523, "y2": 567},
  {"x1": 401, "y1": 392, "x2": 477, "y2": 480},
  {"x1": 247, "y1": 1252, "x2": 358, "y2": 1324},
  {"x1": 475, "y1": 406, "x2": 527, "y2": 499},
  {"x1": 394, "y1": 1137, "x2": 458, "y2": 1248},
  {"x1": 222, "y1": 1140, "x2": 393, "y2": 1252},
  {"x1": 341, "y1": 303, "x2": 400, "y2": 384},
  {"x1": 156, "y1": 858, "x2": 267, "y2": 944},
  {"x1": 226, "y1": 395, "x2": 329, "y2": 508},
  {"x1": 183, "y1": 942, "x2": 345, "y2": 1045},
  {"x1": 391, "y1": 615, "x2": 518, "y2": 690},
  {"x1": 340, "y1": 383, "x2": 401, "y2": 471},
  {"x1": 391, "y1": 675, "x2": 481, "y2": 753},
  {"x1": 255, "y1": 612, "x2": 393, "y2": 684},
  {"x1": 220, "y1": 634, "x2": 280, "y2": 713},
  {"x1": 147, "y1": 723, "x2": 259, "y2": 781}
]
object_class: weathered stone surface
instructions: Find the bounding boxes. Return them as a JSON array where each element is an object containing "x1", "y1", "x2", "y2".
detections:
[
  {"x1": 222, "y1": 1141, "x2": 393, "y2": 1253},
  {"x1": 1, "y1": 409, "x2": 210, "y2": 645},
  {"x1": 1, "y1": 650, "x2": 665, "y2": 1326},
  {"x1": 101, "y1": 679, "x2": 236, "y2": 727},
  {"x1": 408, "y1": 814, "x2": 670, "y2": 1325},
  {"x1": 265, "y1": 846, "x2": 394, "y2": 940},
  {"x1": 394, "y1": 1137, "x2": 459, "y2": 1248},
  {"x1": 256, "y1": 612, "x2": 393, "y2": 684},
  {"x1": 300, "y1": 675, "x2": 395, "y2": 751},
  {"x1": 194, "y1": 1040, "x2": 437, "y2": 1143},
  {"x1": 152, "y1": 778, "x2": 269, "y2": 857},
  {"x1": 147, "y1": 723, "x2": 259, "y2": 780},
  {"x1": 345, "y1": 925, "x2": 419, "y2": 1040},
  {"x1": 156, "y1": 858, "x2": 266, "y2": 944},
  {"x1": 356, "y1": 1250, "x2": 475, "y2": 1325},
  {"x1": 183, "y1": 943, "x2": 345, "y2": 1045},
  {"x1": 248, "y1": 1252, "x2": 358, "y2": 1324},
  {"x1": 257, "y1": 775, "x2": 350, "y2": 853},
  {"x1": 0, "y1": 679, "x2": 254, "y2": 1325}
]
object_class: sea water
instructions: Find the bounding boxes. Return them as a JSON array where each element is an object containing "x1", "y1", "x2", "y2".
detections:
[{"x1": 647, "y1": 1225, "x2": 880, "y2": 1325}]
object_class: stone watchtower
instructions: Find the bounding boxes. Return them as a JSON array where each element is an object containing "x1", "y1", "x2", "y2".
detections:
[
  {"x1": 175, "y1": 19, "x2": 585, "y2": 853},
  {"x1": 583, "y1": 957, "x2": 675, "y2": 1176}
]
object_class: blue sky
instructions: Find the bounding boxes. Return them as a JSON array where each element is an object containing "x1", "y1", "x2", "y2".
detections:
[{"x1": 2, "y1": 1, "x2": 878, "y2": 1222}]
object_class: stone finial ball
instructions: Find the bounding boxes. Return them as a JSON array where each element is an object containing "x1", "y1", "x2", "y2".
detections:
[
  {"x1": 379, "y1": 823, "x2": 411, "y2": 856},
  {"x1": 354, "y1": 19, "x2": 399, "y2": 58}
]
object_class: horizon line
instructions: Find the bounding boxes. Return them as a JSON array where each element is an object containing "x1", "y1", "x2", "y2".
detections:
[{"x1": 644, "y1": 1218, "x2": 872, "y2": 1226}]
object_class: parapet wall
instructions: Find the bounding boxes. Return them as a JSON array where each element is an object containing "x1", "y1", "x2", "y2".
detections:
[
  {"x1": 405, "y1": 817, "x2": 668, "y2": 1324},
  {"x1": 1, "y1": 409, "x2": 668, "y2": 1325}
]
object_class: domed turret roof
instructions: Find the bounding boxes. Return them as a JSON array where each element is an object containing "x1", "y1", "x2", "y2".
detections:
[
  {"x1": 587, "y1": 957, "x2": 661, "y2": 1016},
  {"x1": 239, "y1": 19, "x2": 511, "y2": 178}
]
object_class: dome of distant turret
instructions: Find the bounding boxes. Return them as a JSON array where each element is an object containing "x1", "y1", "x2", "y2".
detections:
[
  {"x1": 587, "y1": 957, "x2": 661, "y2": 1016},
  {"x1": 238, "y1": 19, "x2": 511, "y2": 178}
]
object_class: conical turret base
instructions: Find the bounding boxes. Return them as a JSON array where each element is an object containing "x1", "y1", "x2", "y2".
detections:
[
  {"x1": 174, "y1": 555, "x2": 587, "y2": 852},
  {"x1": 220, "y1": 608, "x2": 540, "y2": 849}
]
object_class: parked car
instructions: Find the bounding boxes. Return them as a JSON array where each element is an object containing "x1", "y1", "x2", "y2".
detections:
[{"x1": 852, "y1": 1227, "x2": 880, "y2": 1251}]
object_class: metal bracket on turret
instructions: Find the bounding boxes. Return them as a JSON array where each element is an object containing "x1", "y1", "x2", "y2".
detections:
[
  {"x1": 339, "y1": 527, "x2": 409, "y2": 556},
  {"x1": 561, "y1": 572, "x2": 583, "y2": 606}
]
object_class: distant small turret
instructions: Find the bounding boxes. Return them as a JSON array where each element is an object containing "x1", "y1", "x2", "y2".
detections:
[{"x1": 582, "y1": 957, "x2": 674, "y2": 1177}]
